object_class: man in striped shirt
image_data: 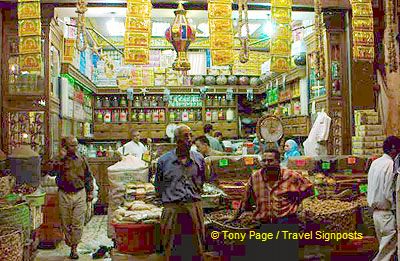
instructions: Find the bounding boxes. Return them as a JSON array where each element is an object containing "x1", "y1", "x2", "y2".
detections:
[{"x1": 231, "y1": 149, "x2": 313, "y2": 224}]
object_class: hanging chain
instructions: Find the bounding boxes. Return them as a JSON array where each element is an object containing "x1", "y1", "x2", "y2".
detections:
[
  {"x1": 238, "y1": 0, "x2": 250, "y2": 63},
  {"x1": 314, "y1": 0, "x2": 324, "y2": 80},
  {"x1": 76, "y1": 0, "x2": 88, "y2": 52}
]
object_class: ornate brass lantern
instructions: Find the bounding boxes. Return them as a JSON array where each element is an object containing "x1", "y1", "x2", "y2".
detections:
[{"x1": 165, "y1": 3, "x2": 196, "y2": 71}]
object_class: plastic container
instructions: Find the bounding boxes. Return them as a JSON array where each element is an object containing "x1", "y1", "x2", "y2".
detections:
[
  {"x1": 26, "y1": 192, "x2": 46, "y2": 207},
  {"x1": 112, "y1": 223, "x2": 155, "y2": 254}
]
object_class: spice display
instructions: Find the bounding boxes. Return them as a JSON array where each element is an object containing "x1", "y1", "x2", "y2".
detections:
[
  {"x1": 208, "y1": 0, "x2": 234, "y2": 65},
  {"x1": 270, "y1": 0, "x2": 292, "y2": 73},
  {"x1": 124, "y1": 0, "x2": 152, "y2": 64},
  {"x1": 18, "y1": 0, "x2": 42, "y2": 73},
  {"x1": 350, "y1": 0, "x2": 375, "y2": 62},
  {"x1": 206, "y1": 210, "x2": 258, "y2": 229}
]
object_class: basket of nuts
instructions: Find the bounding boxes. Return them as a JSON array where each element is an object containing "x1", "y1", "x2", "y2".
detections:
[{"x1": 298, "y1": 198, "x2": 358, "y2": 233}]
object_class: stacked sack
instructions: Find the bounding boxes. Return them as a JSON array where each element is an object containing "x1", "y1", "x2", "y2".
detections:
[
  {"x1": 352, "y1": 110, "x2": 385, "y2": 156},
  {"x1": 125, "y1": 182, "x2": 156, "y2": 203}
]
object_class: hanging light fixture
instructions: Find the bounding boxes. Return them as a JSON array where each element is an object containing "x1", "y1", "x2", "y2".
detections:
[{"x1": 165, "y1": 2, "x2": 196, "y2": 72}]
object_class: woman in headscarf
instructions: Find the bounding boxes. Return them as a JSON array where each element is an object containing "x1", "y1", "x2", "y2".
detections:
[{"x1": 282, "y1": 139, "x2": 301, "y2": 166}]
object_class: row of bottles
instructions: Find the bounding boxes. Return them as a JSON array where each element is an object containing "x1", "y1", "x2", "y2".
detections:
[
  {"x1": 131, "y1": 109, "x2": 167, "y2": 123},
  {"x1": 205, "y1": 96, "x2": 234, "y2": 107},
  {"x1": 132, "y1": 96, "x2": 165, "y2": 108},
  {"x1": 205, "y1": 108, "x2": 235, "y2": 122},
  {"x1": 97, "y1": 96, "x2": 128, "y2": 108},
  {"x1": 96, "y1": 110, "x2": 128, "y2": 123},
  {"x1": 169, "y1": 109, "x2": 202, "y2": 122}
]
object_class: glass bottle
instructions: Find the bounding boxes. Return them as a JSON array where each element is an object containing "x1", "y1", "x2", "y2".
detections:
[
  {"x1": 182, "y1": 110, "x2": 189, "y2": 122},
  {"x1": 212, "y1": 109, "x2": 218, "y2": 122},
  {"x1": 143, "y1": 97, "x2": 149, "y2": 107},
  {"x1": 96, "y1": 111, "x2": 103, "y2": 123},
  {"x1": 169, "y1": 110, "x2": 175, "y2": 122},
  {"x1": 96, "y1": 97, "x2": 102, "y2": 108},
  {"x1": 134, "y1": 96, "x2": 141, "y2": 108},
  {"x1": 205, "y1": 109, "x2": 212, "y2": 122},
  {"x1": 152, "y1": 110, "x2": 159, "y2": 123},
  {"x1": 145, "y1": 110, "x2": 152, "y2": 122},
  {"x1": 196, "y1": 109, "x2": 202, "y2": 121},
  {"x1": 131, "y1": 110, "x2": 137, "y2": 122},
  {"x1": 221, "y1": 96, "x2": 227, "y2": 106},
  {"x1": 120, "y1": 110, "x2": 127, "y2": 123},
  {"x1": 176, "y1": 109, "x2": 182, "y2": 122},
  {"x1": 152, "y1": 96, "x2": 158, "y2": 107},
  {"x1": 188, "y1": 109, "x2": 194, "y2": 122},
  {"x1": 104, "y1": 110, "x2": 111, "y2": 123},
  {"x1": 112, "y1": 96, "x2": 119, "y2": 107},
  {"x1": 159, "y1": 109, "x2": 165, "y2": 123},
  {"x1": 218, "y1": 109, "x2": 225, "y2": 121},
  {"x1": 206, "y1": 95, "x2": 212, "y2": 106},
  {"x1": 226, "y1": 108, "x2": 234, "y2": 122},
  {"x1": 120, "y1": 96, "x2": 127, "y2": 107},
  {"x1": 138, "y1": 109, "x2": 145, "y2": 122},
  {"x1": 103, "y1": 97, "x2": 110, "y2": 108}
]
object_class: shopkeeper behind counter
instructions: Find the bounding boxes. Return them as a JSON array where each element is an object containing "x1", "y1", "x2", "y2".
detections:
[{"x1": 117, "y1": 129, "x2": 151, "y2": 159}]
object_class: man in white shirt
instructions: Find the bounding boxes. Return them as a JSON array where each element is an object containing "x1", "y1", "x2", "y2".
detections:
[
  {"x1": 117, "y1": 129, "x2": 149, "y2": 159},
  {"x1": 368, "y1": 136, "x2": 400, "y2": 261}
]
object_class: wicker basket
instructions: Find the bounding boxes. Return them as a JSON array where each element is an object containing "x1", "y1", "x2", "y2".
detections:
[
  {"x1": 0, "y1": 226, "x2": 23, "y2": 261},
  {"x1": 25, "y1": 192, "x2": 46, "y2": 207},
  {"x1": 0, "y1": 203, "x2": 31, "y2": 241}
]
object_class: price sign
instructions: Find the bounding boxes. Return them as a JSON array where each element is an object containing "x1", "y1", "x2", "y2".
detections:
[
  {"x1": 244, "y1": 157, "x2": 254, "y2": 166},
  {"x1": 322, "y1": 162, "x2": 331, "y2": 170},
  {"x1": 359, "y1": 184, "x2": 368, "y2": 194},
  {"x1": 232, "y1": 200, "x2": 241, "y2": 210},
  {"x1": 219, "y1": 159, "x2": 228, "y2": 167},
  {"x1": 348, "y1": 157, "x2": 356, "y2": 165},
  {"x1": 296, "y1": 159, "x2": 306, "y2": 167},
  {"x1": 314, "y1": 188, "x2": 319, "y2": 196}
]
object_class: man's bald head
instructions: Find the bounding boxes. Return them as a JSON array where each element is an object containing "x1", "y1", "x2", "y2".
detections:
[
  {"x1": 174, "y1": 125, "x2": 191, "y2": 141},
  {"x1": 61, "y1": 136, "x2": 78, "y2": 156}
]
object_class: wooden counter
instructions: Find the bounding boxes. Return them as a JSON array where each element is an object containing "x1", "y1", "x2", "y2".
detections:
[{"x1": 88, "y1": 157, "x2": 119, "y2": 214}]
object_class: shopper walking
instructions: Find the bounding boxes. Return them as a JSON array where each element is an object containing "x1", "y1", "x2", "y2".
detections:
[
  {"x1": 154, "y1": 125, "x2": 206, "y2": 260},
  {"x1": 54, "y1": 136, "x2": 94, "y2": 259},
  {"x1": 368, "y1": 136, "x2": 400, "y2": 261}
]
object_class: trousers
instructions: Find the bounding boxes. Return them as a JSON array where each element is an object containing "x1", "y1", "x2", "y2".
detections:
[
  {"x1": 58, "y1": 189, "x2": 87, "y2": 247},
  {"x1": 373, "y1": 210, "x2": 397, "y2": 261}
]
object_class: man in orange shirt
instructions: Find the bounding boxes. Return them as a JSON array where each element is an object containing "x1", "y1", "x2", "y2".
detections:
[{"x1": 231, "y1": 149, "x2": 313, "y2": 224}]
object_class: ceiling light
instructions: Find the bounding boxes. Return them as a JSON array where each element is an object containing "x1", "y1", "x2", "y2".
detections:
[{"x1": 107, "y1": 18, "x2": 125, "y2": 36}]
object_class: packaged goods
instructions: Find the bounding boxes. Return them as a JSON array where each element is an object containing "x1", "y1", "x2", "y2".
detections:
[
  {"x1": 107, "y1": 156, "x2": 149, "y2": 238},
  {"x1": 336, "y1": 155, "x2": 367, "y2": 173},
  {"x1": 352, "y1": 141, "x2": 376, "y2": 149},
  {"x1": 287, "y1": 156, "x2": 316, "y2": 171}
]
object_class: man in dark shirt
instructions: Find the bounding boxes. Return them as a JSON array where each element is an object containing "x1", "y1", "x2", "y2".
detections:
[
  {"x1": 154, "y1": 125, "x2": 206, "y2": 260},
  {"x1": 54, "y1": 136, "x2": 94, "y2": 259}
]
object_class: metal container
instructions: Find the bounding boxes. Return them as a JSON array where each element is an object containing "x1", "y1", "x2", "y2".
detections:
[{"x1": 8, "y1": 145, "x2": 41, "y2": 187}]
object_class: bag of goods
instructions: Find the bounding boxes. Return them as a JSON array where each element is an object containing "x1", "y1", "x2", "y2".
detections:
[
  {"x1": 298, "y1": 198, "x2": 358, "y2": 233},
  {"x1": 107, "y1": 156, "x2": 149, "y2": 238},
  {"x1": 202, "y1": 183, "x2": 227, "y2": 209},
  {"x1": 205, "y1": 155, "x2": 261, "y2": 182},
  {"x1": 287, "y1": 156, "x2": 316, "y2": 171},
  {"x1": 125, "y1": 182, "x2": 155, "y2": 202},
  {"x1": 355, "y1": 125, "x2": 384, "y2": 136},
  {"x1": 336, "y1": 155, "x2": 368, "y2": 173},
  {"x1": 112, "y1": 201, "x2": 162, "y2": 224}
]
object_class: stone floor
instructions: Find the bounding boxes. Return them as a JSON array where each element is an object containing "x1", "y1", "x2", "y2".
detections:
[{"x1": 35, "y1": 215, "x2": 114, "y2": 261}]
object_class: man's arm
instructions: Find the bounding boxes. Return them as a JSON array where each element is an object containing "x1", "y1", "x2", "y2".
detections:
[
  {"x1": 231, "y1": 176, "x2": 254, "y2": 220},
  {"x1": 154, "y1": 159, "x2": 163, "y2": 199},
  {"x1": 384, "y1": 163, "x2": 395, "y2": 205},
  {"x1": 83, "y1": 157, "x2": 94, "y2": 199}
]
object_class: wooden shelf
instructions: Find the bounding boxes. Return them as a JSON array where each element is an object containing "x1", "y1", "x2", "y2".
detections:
[
  {"x1": 61, "y1": 63, "x2": 97, "y2": 94},
  {"x1": 95, "y1": 107, "x2": 129, "y2": 110},
  {"x1": 168, "y1": 106, "x2": 202, "y2": 109},
  {"x1": 131, "y1": 107, "x2": 166, "y2": 109},
  {"x1": 205, "y1": 106, "x2": 236, "y2": 108}
]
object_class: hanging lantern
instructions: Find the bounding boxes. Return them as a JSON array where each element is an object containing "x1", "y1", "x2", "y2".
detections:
[{"x1": 165, "y1": 3, "x2": 196, "y2": 71}]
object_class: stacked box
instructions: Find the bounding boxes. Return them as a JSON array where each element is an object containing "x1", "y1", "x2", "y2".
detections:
[
  {"x1": 352, "y1": 110, "x2": 384, "y2": 156},
  {"x1": 166, "y1": 68, "x2": 178, "y2": 86},
  {"x1": 130, "y1": 68, "x2": 143, "y2": 86},
  {"x1": 142, "y1": 68, "x2": 154, "y2": 86},
  {"x1": 154, "y1": 67, "x2": 166, "y2": 86}
]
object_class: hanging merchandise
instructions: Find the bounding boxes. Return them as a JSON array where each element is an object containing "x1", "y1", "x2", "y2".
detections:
[
  {"x1": 385, "y1": 0, "x2": 398, "y2": 72},
  {"x1": 207, "y1": 0, "x2": 234, "y2": 65},
  {"x1": 237, "y1": 0, "x2": 250, "y2": 63},
  {"x1": 165, "y1": 3, "x2": 196, "y2": 71},
  {"x1": 226, "y1": 88, "x2": 234, "y2": 101},
  {"x1": 270, "y1": 0, "x2": 292, "y2": 73},
  {"x1": 199, "y1": 87, "x2": 208, "y2": 100},
  {"x1": 124, "y1": 0, "x2": 152, "y2": 65},
  {"x1": 163, "y1": 88, "x2": 170, "y2": 102},
  {"x1": 18, "y1": 0, "x2": 42, "y2": 73},
  {"x1": 350, "y1": 0, "x2": 375, "y2": 63},
  {"x1": 314, "y1": 0, "x2": 325, "y2": 79},
  {"x1": 247, "y1": 88, "x2": 254, "y2": 102},
  {"x1": 75, "y1": 0, "x2": 88, "y2": 52}
]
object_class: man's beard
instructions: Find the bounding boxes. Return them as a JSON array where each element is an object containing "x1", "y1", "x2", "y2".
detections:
[
  {"x1": 176, "y1": 141, "x2": 191, "y2": 157},
  {"x1": 263, "y1": 165, "x2": 281, "y2": 175}
]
